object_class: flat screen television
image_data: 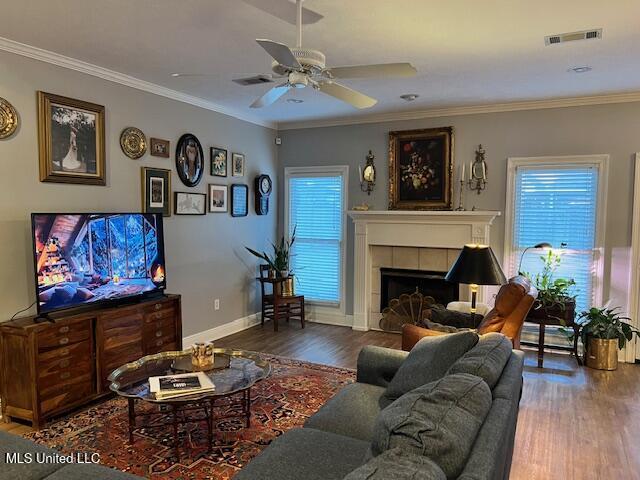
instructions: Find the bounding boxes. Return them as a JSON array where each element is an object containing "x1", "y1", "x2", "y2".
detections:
[{"x1": 31, "y1": 213, "x2": 167, "y2": 316}]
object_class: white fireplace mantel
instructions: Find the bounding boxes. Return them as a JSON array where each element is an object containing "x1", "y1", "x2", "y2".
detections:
[{"x1": 347, "y1": 210, "x2": 501, "y2": 331}]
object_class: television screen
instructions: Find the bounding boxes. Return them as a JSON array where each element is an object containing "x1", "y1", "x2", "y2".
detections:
[{"x1": 32, "y1": 213, "x2": 166, "y2": 315}]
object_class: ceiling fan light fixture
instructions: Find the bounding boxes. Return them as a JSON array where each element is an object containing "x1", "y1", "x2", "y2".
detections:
[
  {"x1": 400, "y1": 93, "x2": 419, "y2": 102},
  {"x1": 288, "y1": 71, "x2": 308, "y2": 88}
]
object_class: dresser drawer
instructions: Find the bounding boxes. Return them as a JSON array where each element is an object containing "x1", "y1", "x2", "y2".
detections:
[
  {"x1": 38, "y1": 340, "x2": 92, "y2": 366},
  {"x1": 40, "y1": 374, "x2": 95, "y2": 416},
  {"x1": 145, "y1": 338, "x2": 177, "y2": 355},
  {"x1": 144, "y1": 308, "x2": 175, "y2": 323},
  {"x1": 37, "y1": 318, "x2": 91, "y2": 352},
  {"x1": 143, "y1": 315, "x2": 175, "y2": 335},
  {"x1": 39, "y1": 358, "x2": 93, "y2": 393},
  {"x1": 144, "y1": 300, "x2": 176, "y2": 314}
]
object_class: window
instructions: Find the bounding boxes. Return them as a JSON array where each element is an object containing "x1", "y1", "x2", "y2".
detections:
[
  {"x1": 285, "y1": 166, "x2": 348, "y2": 308},
  {"x1": 505, "y1": 156, "x2": 608, "y2": 313}
]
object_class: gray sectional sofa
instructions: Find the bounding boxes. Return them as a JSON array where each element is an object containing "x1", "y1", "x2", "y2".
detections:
[{"x1": 235, "y1": 331, "x2": 525, "y2": 480}]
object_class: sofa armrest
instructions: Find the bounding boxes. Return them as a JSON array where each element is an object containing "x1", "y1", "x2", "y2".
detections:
[{"x1": 356, "y1": 345, "x2": 409, "y2": 388}]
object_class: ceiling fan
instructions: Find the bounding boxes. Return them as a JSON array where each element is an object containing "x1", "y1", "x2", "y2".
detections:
[{"x1": 247, "y1": 0, "x2": 417, "y2": 109}]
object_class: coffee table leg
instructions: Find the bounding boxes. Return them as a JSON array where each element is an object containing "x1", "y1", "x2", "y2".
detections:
[
  {"x1": 172, "y1": 404, "x2": 180, "y2": 462},
  {"x1": 246, "y1": 388, "x2": 251, "y2": 428},
  {"x1": 207, "y1": 399, "x2": 214, "y2": 451},
  {"x1": 127, "y1": 398, "x2": 135, "y2": 444}
]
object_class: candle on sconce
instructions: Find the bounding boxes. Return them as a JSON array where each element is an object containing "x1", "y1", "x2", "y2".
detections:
[
  {"x1": 358, "y1": 165, "x2": 363, "y2": 181},
  {"x1": 469, "y1": 162, "x2": 473, "y2": 179},
  {"x1": 461, "y1": 163, "x2": 465, "y2": 181},
  {"x1": 482, "y1": 162, "x2": 486, "y2": 180}
]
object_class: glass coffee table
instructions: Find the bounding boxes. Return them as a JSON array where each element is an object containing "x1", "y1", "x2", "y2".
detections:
[{"x1": 108, "y1": 348, "x2": 271, "y2": 461}]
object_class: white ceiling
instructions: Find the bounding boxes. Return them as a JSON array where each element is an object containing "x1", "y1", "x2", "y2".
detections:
[{"x1": 2, "y1": 0, "x2": 640, "y2": 128}]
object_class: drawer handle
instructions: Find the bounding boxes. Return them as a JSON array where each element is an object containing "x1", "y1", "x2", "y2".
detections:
[
  {"x1": 59, "y1": 348, "x2": 70, "y2": 357},
  {"x1": 155, "y1": 330, "x2": 163, "y2": 338},
  {"x1": 59, "y1": 326, "x2": 70, "y2": 334},
  {"x1": 155, "y1": 304, "x2": 162, "y2": 311},
  {"x1": 156, "y1": 340, "x2": 163, "y2": 347},
  {"x1": 59, "y1": 337, "x2": 69, "y2": 345},
  {"x1": 60, "y1": 372, "x2": 70, "y2": 380},
  {"x1": 59, "y1": 359, "x2": 70, "y2": 368},
  {"x1": 155, "y1": 312, "x2": 163, "y2": 319}
]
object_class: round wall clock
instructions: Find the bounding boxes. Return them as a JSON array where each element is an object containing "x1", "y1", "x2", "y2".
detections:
[
  {"x1": 176, "y1": 133, "x2": 204, "y2": 187},
  {"x1": 0, "y1": 96, "x2": 19, "y2": 139},
  {"x1": 119, "y1": 127, "x2": 147, "y2": 159},
  {"x1": 254, "y1": 174, "x2": 273, "y2": 215}
]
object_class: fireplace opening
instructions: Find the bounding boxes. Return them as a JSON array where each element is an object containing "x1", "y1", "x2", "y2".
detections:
[{"x1": 380, "y1": 268, "x2": 459, "y2": 311}]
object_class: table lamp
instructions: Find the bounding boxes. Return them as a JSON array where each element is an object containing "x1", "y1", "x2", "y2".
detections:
[{"x1": 445, "y1": 244, "x2": 507, "y2": 316}]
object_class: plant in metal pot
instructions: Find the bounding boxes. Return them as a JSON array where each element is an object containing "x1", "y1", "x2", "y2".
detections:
[
  {"x1": 567, "y1": 306, "x2": 640, "y2": 370},
  {"x1": 522, "y1": 246, "x2": 576, "y2": 325},
  {"x1": 245, "y1": 226, "x2": 296, "y2": 278}
]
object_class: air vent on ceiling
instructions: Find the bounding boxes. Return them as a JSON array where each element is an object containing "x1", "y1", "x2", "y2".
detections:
[
  {"x1": 232, "y1": 75, "x2": 274, "y2": 86},
  {"x1": 545, "y1": 29, "x2": 602, "y2": 46}
]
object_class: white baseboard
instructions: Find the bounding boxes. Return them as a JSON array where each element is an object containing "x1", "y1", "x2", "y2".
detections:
[{"x1": 183, "y1": 313, "x2": 261, "y2": 347}]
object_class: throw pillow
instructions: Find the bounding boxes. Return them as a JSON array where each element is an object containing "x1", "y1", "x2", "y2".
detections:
[
  {"x1": 344, "y1": 447, "x2": 446, "y2": 480},
  {"x1": 383, "y1": 331, "x2": 479, "y2": 404},
  {"x1": 446, "y1": 332, "x2": 512, "y2": 389},
  {"x1": 372, "y1": 373, "x2": 492, "y2": 479}
]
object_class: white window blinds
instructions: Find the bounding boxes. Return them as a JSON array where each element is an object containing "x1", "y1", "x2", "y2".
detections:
[
  {"x1": 287, "y1": 173, "x2": 344, "y2": 304},
  {"x1": 512, "y1": 165, "x2": 599, "y2": 312}
]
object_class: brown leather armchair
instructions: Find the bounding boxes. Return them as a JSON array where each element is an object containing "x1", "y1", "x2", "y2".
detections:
[{"x1": 402, "y1": 276, "x2": 538, "y2": 351}]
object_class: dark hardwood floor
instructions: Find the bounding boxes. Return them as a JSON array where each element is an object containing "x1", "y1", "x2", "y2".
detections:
[{"x1": 218, "y1": 321, "x2": 640, "y2": 480}]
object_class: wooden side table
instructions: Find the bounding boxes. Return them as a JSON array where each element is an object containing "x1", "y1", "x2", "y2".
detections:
[{"x1": 522, "y1": 312, "x2": 581, "y2": 368}]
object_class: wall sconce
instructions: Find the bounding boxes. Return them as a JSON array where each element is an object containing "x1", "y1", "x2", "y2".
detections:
[
  {"x1": 467, "y1": 144, "x2": 487, "y2": 194},
  {"x1": 359, "y1": 150, "x2": 376, "y2": 195}
]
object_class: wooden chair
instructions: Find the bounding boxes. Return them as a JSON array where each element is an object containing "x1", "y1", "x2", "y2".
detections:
[{"x1": 257, "y1": 265, "x2": 305, "y2": 332}]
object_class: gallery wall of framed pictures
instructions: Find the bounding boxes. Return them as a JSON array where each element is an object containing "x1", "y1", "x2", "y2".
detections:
[{"x1": 33, "y1": 89, "x2": 258, "y2": 220}]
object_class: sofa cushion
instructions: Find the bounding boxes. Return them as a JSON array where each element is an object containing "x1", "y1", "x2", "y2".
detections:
[
  {"x1": 383, "y1": 331, "x2": 479, "y2": 405},
  {"x1": 372, "y1": 373, "x2": 492, "y2": 479},
  {"x1": 447, "y1": 333, "x2": 512, "y2": 389},
  {"x1": 343, "y1": 448, "x2": 446, "y2": 480},
  {"x1": 233, "y1": 428, "x2": 370, "y2": 480},
  {"x1": 304, "y1": 382, "x2": 386, "y2": 442},
  {"x1": 0, "y1": 431, "x2": 63, "y2": 479}
]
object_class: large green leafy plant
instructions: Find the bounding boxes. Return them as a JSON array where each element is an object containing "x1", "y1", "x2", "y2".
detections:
[
  {"x1": 569, "y1": 307, "x2": 640, "y2": 350},
  {"x1": 522, "y1": 246, "x2": 576, "y2": 314},
  {"x1": 246, "y1": 227, "x2": 296, "y2": 276}
]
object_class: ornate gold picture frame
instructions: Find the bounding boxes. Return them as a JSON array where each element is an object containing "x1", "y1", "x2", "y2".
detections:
[
  {"x1": 388, "y1": 127, "x2": 454, "y2": 210},
  {"x1": 37, "y1": 91, "x2": 106, "y2": 185}
]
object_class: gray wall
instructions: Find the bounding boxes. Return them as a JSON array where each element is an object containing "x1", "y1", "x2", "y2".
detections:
[
  {"x1": 0, "y1": 51, "x2": 278, "y2": 337},
  {"x1": 279, "y1": 103, "x2": 640, "y2": 315}
]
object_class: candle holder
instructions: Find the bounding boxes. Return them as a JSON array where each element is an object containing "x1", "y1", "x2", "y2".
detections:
[
  {"x1": 191, "y1": 342, "x2": 215, "y2": 371},
  {"x1": 467, "y1": 144, "x2": 488, "y2": 195},
  {"x1": 359, "y1": 150, "x2": 376, "y2": 195},
  {"x1": 455, "y1": 178, "x2": 465, "y2": 211}
]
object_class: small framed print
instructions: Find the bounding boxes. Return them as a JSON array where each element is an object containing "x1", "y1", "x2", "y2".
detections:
[
  {"x1": 210, "y1": 147, "x2": 227, "y2": 177},
  {"x1": 141, "y1": 167, "x2": 171, "y2": 217},
  {"x1": 230, "y1": 184, "x2": 248, "y2": 217},
  {"x1": 150, "y1": 138, "x2": 170, "y2": 158},
  {"x1": 208, "y1": 184, "x2": 228, "y2": 213},
  {"x1": 175, "y1": 191, "x2": 207, "y2": 215},
  {"x1": 232, "y1": 152, "x2": 245, "y2": 177}
]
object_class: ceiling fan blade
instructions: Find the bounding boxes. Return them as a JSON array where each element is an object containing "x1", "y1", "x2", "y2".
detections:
[
  {"x1": 242, "y1": 0, "x2": 323, "y2": 25},
  {"x1": 327, "y1": 63, "x2": 417, "y2": 79},
  {"x1": 318, "y1": 82, "x2": 377, "y2": 109},
  {"x1": 256, "y1": 39, "x2": 301, "y2": 70},
  {"x1": 250, "y1": 83, "x2": 292, "y2": 108}
]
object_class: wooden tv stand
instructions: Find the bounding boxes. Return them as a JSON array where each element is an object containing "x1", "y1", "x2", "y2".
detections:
[{"x1": 0, "y1": 294, "x2": 182, "y2": 429}]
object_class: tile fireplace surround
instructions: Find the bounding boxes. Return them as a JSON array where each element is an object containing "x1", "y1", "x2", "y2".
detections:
[{"x1": 348, "y1": 210, "x2": 501, "y2": 331}]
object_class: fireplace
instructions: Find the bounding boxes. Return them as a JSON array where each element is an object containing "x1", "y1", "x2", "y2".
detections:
[{"x1": 380, "y1": 268, "x2": 459, "y2": 311}]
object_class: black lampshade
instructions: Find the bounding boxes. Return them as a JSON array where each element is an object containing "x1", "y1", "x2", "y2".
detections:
[{"x1": 445, "y1": 244, "x2": 507, "y2": 286}]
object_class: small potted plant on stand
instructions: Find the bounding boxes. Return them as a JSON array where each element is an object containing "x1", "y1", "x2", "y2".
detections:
[
  {"x1": 523, "y1": 247, "x2": 577, "y2": 326},
  {"x1": 246, "y1": 228, "x2": 296, "y2": 296},
  {"x1": 572, "y1": 307, "x2": 639, "y2": 370}
]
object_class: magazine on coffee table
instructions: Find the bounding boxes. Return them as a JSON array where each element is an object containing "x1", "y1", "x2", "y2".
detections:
[{"x1": 149, "y1": 371, "x2": 215, "y2": 399}]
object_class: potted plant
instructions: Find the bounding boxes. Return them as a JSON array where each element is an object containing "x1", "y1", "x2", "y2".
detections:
[
  {"x1": 571, "y1": 306, "x2": 640, "y2": 370},
  {"x1": 246, "y1": 228, "x2": 296, "y2": 296},
  {"x1": 522, "y1": 248, "x2": 576, "y2": 326}
]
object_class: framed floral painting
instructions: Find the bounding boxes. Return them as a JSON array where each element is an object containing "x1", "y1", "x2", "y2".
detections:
[{"x1": 388, "y1": 127, "x2": 453, "y2": 210}]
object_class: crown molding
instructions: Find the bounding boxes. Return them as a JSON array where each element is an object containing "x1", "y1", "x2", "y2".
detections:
[
  {"x1": 0, "y1": 36, "x2": 276, "y2": 129},
  {"x1": 277, "y1": 91, "x2": 640, "y2": 130}
]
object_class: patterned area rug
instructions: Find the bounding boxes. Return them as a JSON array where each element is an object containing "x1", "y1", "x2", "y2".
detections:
[{"x1": 23, "y1": 354, "x2": 355, "y2": 479}]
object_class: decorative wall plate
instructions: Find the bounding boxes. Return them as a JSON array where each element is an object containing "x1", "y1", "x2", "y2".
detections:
[
  {"x1": 0, "y1": 97, "x2": 19, "y2": 139},
  {"x1": 120, "y1": 127, "x2": 147, "y2": 159}
]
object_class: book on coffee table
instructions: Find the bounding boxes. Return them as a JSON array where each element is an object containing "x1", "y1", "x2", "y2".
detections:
[{"x1": 149, "y1": 371, "x2": 215, "y2": 399}]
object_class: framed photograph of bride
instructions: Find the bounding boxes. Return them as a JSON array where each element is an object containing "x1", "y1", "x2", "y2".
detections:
[{"x1": 37, "y1": 91, "x2": 106, "y2": 185}]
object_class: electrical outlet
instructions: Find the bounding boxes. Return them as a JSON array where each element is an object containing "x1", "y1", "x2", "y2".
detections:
[{"x1": 214, "y1": 299, "x2": 220, "y2": 311}]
